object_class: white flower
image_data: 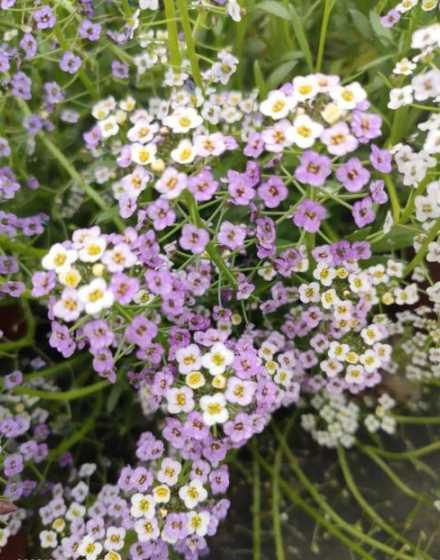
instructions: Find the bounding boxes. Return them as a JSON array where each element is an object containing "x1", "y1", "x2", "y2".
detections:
[
  {"x1": 286, "y1": 115, "x2": 323, "y2": 148},
  {"x1": 412, "y1": 70, "x2": 440, "y2": 101},
  {"x1": 292, "y1": 75, "x2": 319, "y2": 101},
  {"x1": 104, "y1": 527, "x2": 126, "y2": 552},
  {"x1": 171, "y1": 139, "x2": 196, "y2": 164},
  {"x1": 131, "y1": 142, "x2": 157, "y2": 165},
  {"x1": 66, "y1": 502, "x2": 86, "y2": 521},
  {"x1": 320, "y1": 358, "x2": 343, "y2": 378},
  {"x1": 164, "y1": 107, "x2": 203, "y2": 133},
  {"x1": 98, "y1": 116, "x2": 119, "y2": 138},
  {"x1": 260, "y1": 90, "x2": 295, "y2": 120},
  {"x1": 227, "y1": 0, "x2": 242, "y2": 21},
  {"x1": 201, "y1": 342, "x2": 234, "y2": 375},
  {"x1": 298, "y1": 282, "x2": 320, "y2": 303},
  {"x1": 78, "y1": 278, "x2": 114, "y2": 315},
  {"x1": 179, "y1": 479, "x2": 208, "y2": 509},
  {"x1": 127, "y1": 119, "x2": 158, "y2": 143},
  {"x1": 155, "y1": 167, "x2": 187, "y2": 199},
  {"x1": 152, "y1": 484, "x2": 171, "y2": 504},
  {"x1": 40, "y1": 530, "x2": 57, "y2": 549},
  {"x1": 345, "y1": 364, "x2": 365, "y2": 385},
  {"x1": 313, "y1": 263, "x2": 336, "y2": 287},
  {"x1": 157, "y1": 458, "x2": 182, "y2": 486},
  {"x1": 187, "y1": 511, "x2": 210, "y2": 536},
  {"x1": 134, "y1": 518, "x2": 160, "y2": 541},
  {"x1": 139, "y1": 0, "x2": 159, "y2": 10},
  {"x1": 42, "y1": 243, "x2": 77, "y2": 273},
  {"x1": 393, "y1": 58, "x2": 416, "y2": 76},
  {"x1": 130, "y1": 493, "x2": 155, "y2": 519},
  {"x1": 388, "y1": 86, "x2": 413, "y2": 109},
  {"x1": 360, "y1": 325, "x2": 383, "y2": 345},
  {"x1": 53, "y1": 288, "x2": 83, "y2": 322},
  {"x1": 396, "y1": 0, "x2": 418, "y2": 12},
  {"x1": 102, "y1": 243, "x2": 137, "y2": 272},
  {"x1": 79, "y1": 536, "x2": 103, "y2": 560},
  {"x1": 328, "y1": 342, "x2": 349, "y2": 361},
  {"x1": 200, "y1": 393, "x2": 229, "y2": 426},
  {"x1": 424, "y1": 129, "x2": 440, "y2": 154},
  {"x1": 176, "y1": 344, "x2": 202, "y2": 374},
  {"x1": 166, "y1": 387, "x2": 195, "y2": 414},
  {"x1": 359, "y1": 350, "x2": 380, "y2": 372},
  {"x1": 78, "y1": 236, "x2": 107, "y2": 263},
  {"x1": 330, "y1": 82, "x2": 366, "y2": 110}
]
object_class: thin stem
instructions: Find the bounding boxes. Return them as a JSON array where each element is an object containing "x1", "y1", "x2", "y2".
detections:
[
  {"x1": 384, "y1": 175, "x2": 401, "y2": 223},
  {"x1": 272, "y1": 448, "x2": 285, "y2": 560},
  {"x1": 16, "y1": 99, "x2": 124, "y2": 232},
  {"x1": 251, "y1": 440, "x2": 262, "y2": 560},
  {"x1": 405, "y1": 217, "x2": 440, "y2": 276},
  {"x1": 12, "y1": 380, "x2": 110, "y2": 401},
  {"x1": 359, "y1": 445, "x2": 431, "y2": 506},
  {"x1": 176, "y1": 0, "x2": 203, "y2": 90},
  {"x1": 315, "y1": 0, "x2": 334, "y2": 72},
  {"x1": 337, "y1": 447, "x2": 431, "y2": 560},
  {"x1": 273, "y1": 425, "x2": 412, "y2": 559},
  {"x1": 363, "y1": 441, "x2": 440, "y2": 461},
  {"x1": 392, "y1": 415, "x2": 440, "y2": 425},
  {"x1": 256, "y1": 452, "x2": 374, "y2": 559},
  {"x1": 164, "y1": 0, "x2": 181, "y2": 67}
]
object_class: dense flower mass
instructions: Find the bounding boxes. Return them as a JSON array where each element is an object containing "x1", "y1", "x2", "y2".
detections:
[{"x1": 0, "y1": 1, "x2": 439, "y2": 558}]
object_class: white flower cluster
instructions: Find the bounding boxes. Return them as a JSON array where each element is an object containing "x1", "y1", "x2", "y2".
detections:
[{"x1": 391, "y1": 143, "x2": 436, "y2": 187}]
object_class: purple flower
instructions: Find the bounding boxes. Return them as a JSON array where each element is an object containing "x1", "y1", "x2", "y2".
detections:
[
  {"x1": 4, "y1": 370, "x2": 22, "y2": 389},
  {"x1": 293, "y1": 199, "x2": 326, "y2": 233},
  {"x1": 33, "y1": 5, "x2": 56, "y2": 29},
  {"x1": 49, "y1": 322, "x2": 76, "y2": 358},
  {"x1": 188, "y1": 168, "x2": 219, "y2": 202},
  {"x1": 336, "y1": 158, "x2": 370, "y2": 192},
  {"x1": 78, "y1": 19, "x2": 102, "y2": 41},
  {"x1": 4, "y1": 453, "x2": 24, "y2": 477},
  {"x1": 244, "y1": 132, "x2": 264, "y2": 158},
  {"x1": 295, "y1": 150, "x2": 332, "y2": 187},
  {"x1": 112, "y1": 60, "x2": 129, "y2": 79},
  {"x1": 19, "y1": 33, "x2": 37, "y2": 59},
  {"x1": 370, "y1": 144, "x2": 392, "y2": 173},
  {"x1": 180, "y1": 224, "x2": 209, "y2": 254},
  {"x1": 227, "y1": 170, "x2": 255, "y2": 205},
  {"x1": 110, "y1": 273, "x2": 139, "y2": 304},
  {"x1": 83, "y1": 319, "x2": 114, "y2": 350},
  {"x1": 0, "y1": 256, "x2": 18, "y2": 274},
  {"x1": 351, "y1": 111, "x2": 382, "y2": 143},
  {"x1": 31, "y1": 271, "x2": 56, "y2": 297},
  {"x1": 352, "y1": 197, "x2": 375, "y2": 228},
  {"x1": 125, "y1": 316, "x2": 157, "y2": 348},
  {"x1": 218, "y1": 221, "x2": 247, "y2": 251},
  {"x1": 369, "y1": 179, "x2": 388, "y2": 204},
  {"x1": 43, "y1": 81, "x2": 64, "y2": 104},
  {"x1": 11, "y1": 72, "x2": 32, "y2": 100},
  {"x1": 321, "y1": 122, "x2": 358, "y2": 156},
  {"x1": 258, "y1": 176, "x2": 288, "y2": 208},
  {"x1": 146, "y1": 198, "x2": 176, "y2": 231},
  {"x1": 59, "y1": 51, "x2": 82, "y2": 74},
  {"x1": 209, "y1": 465, "x2": 230, "y2": 494},
  {"x1": 380, "y1": 9, "x2": 400, "y2": 28}
]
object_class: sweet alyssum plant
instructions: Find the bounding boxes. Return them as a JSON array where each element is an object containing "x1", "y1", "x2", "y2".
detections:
[{"x1": 0, "y1": 0, "x2": 440, "y2": 559}]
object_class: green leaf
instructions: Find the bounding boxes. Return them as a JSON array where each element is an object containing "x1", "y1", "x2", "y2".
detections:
[
  {"x1": 268, "y1": 60, "x2": 298, "y2": 89},
  {"x1": 289, "y1": 4, "x2": 314, "y2": 72},
  {"x1": 369, "y1": 10, "x2": 393, "y2": 44},
  {"x1": 257, "y1": 0, "x2": 291, "y2": 20},
  {"x1": 372, "y1": 225, "x2": 419, "y2": 252},
  {"x1": 253, "y1": 60, "x2": 268, "y2": 98},
  {"x1": 349, "y1": 8, "x2": 371, "y2": 38},
  {"x1": 106, "y1": 383, "x2": 124, "y2": 414}
]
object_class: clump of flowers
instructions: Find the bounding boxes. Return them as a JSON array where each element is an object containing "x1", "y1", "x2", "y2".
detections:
[{"x1": 38, "y1": 431, "x2": 231, "y2": 560}]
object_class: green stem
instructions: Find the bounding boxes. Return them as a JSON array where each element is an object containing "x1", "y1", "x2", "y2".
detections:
[
  {"x1": 272, "y1": 448, "x2": 285, "y2": 560},
  {"x1": 359, "y1": 445, "x2": 431, "y2": 505},
  {"x1": 337, "y1": 447, "x2": 431, "y2": 560},
  {"x1": 16, "y1": 99, "x2": 124, "y2": 232},
  {"x1": 405, "y1": 217, "x2": 440, "y2": 276},
  {"x1": 176, "y1": 0, "x2": 203, "y2": 90},
  {"x1": 184, "y1": 191, "x2": 237, "y2": 287},
  {"x1": 274, "y1": 426, "x2": 412, "y2": 559},
  {"x1": 11, "y1": 379, "x2": 110, "y2": 401},
  {"x1": 164, "y1": 0, "x2": 181, "y2": 67},
  {"x1": 392, "y1": 415, "x2": 440, "y2": 425},
  {"x1": 252, "y1": 441, "x2": 262, "y2": 560},
  {"x1": 384, "y1": 175, "x2": 401, "y2": 223},
  {"x1": 256, "y1": 453, "x2": 374, "y2": 559},
  {"x1": 23, "y1": 354, "x2": 89, "y2": 383},
  {"x1": 0, "y1": 237, "x2": 45, "y2": 259},
  {"x1": 363, "y1": 441, "x2": 440, "y2": 461},
  {"x1": 315, "y1": 0, "x2": 334, "y2": 72}
]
